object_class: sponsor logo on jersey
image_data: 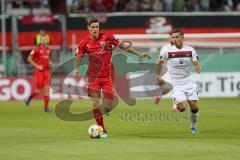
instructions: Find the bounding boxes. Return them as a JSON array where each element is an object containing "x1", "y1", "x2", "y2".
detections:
[
  {"x1": 179, "y1": 59, "x2": 184, "y2": 64},
  {"x1": 99, "y1": 41, "x2": 105, "y2": 47}
]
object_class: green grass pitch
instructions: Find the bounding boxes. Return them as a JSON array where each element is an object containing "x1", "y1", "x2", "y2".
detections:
[{"x1": 0, "y1": 97, "x2": 239, "y2": 160}]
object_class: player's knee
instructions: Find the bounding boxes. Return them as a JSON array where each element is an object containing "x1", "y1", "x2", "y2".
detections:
[
  {"x1": 191, "y1": 106, "x2": 199, "y2": 113},
  {"x1": 104, "y1": 106, "x2": 112, "y2": 113},
  {"x1": 35, "y1": 90, "x2": 41, "y2": 94},
  {"x1": 189, "y1": 101, "x2": 199, "y2": 113},
  {"x1": 102, "y1": 101, "x2": 113, "y2": 112},
  {"x1": 92, "y1": 99, "x2": 100, "y2": 108},
  {"x1": 162, "y1": 88, "x2": 169, "y2": 95},
  {"x1": 177, "y1": 102, "x2": 187, "y2": 112},
  {"x1": 177, "y1": 106, "x2": 186, "y2": 112},
  {"x1": 162, "y1": 83, "x2": 173, "y2": 95}
]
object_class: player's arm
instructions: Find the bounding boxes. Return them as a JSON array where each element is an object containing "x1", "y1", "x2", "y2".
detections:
[
  {"x1": 156, "y1": 46, "x2": 168, "y2": 85},
  {"x1": 156, "y1": 58, "x2": 166, "y2": 85},
  {"x1": 191, "y1": 48, "x2": 201, "y2": 73},
  {"x1": 27, "y1": 51, "x2": 43, "y2": 70},
  {"x1": 73, "y1": 56, "x2": 82, "y2": 77},
  {"x1": 49, "y1": 59, "x2": 55, "y2": 68},
  {"x1": 192, "y1": 61, "x2": 201, "y2": 73},
  {"x1": 48, "y1": 50, "x2": 54, "y2": 68},
  {"x1": 118, "y1": 41, "x2": 150, "y2": 59},
  {"x1": 73, "y1": 40, "x2": 86, "y2": 77}
]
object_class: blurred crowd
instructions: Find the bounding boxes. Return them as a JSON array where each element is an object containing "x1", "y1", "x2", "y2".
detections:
[
  {"x1": 67, "y1": 0, "x2": 240, "y2": 12},
  {"x1": 5, "y1": 0, "x2": 49, "y2": 10},
  {"x1": 4, "y1": 0, "x2": 240, "y2": 13}
]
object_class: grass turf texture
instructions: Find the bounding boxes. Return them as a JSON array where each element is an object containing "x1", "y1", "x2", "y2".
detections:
[{"x1": 0, "y1": 98, "x2": 239, "y2": 160}]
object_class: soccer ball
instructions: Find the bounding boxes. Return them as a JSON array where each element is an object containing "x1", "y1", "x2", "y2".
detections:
[{"x1": 88, "y1": 124, "x2": 103, "y2": 138}]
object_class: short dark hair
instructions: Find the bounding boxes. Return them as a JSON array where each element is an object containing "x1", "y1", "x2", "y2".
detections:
[
  {"x1": 170, "y1": 28, "x2": 184, "y2": 37},
  {"x1": 87, "y1": 17, "x2": 99, "y2": 26}
]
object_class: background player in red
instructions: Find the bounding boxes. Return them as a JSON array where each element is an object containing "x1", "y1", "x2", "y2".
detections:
[
  {"x1": 25, "y1": 36, "x2": 53, "y2": 112},
  {"x1": 73, "y1": 17, "x2": 150, "y2": 138}
]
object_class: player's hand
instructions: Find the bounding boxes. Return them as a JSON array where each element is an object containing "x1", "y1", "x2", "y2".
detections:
[
  {"x1": 36, "y1": 65, "x2": 43, "y2": 71},
  {"x1": 140, "y1": 53, "x2": 150, "y2": 59},
  {"x1": 193, "y1": 61, "x2": 201, "y2": 74},
  {"x1": 195, "y1": 65, "x2": 201, "y2": 73},
  {"x1": 73, "y1": 68, "x2": 78, "y2": 77},
  {"x1": 157, "y1": 78, "x2": 165, "y2": 86},
  {"x1": 50, "y1": 63, "x2": 55, "y2": 68}
]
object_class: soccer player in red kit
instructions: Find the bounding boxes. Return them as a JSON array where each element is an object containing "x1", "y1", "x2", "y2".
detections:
[
  {"x1": 25, "y1": 36, "x2": 53, "y2": 112},
  {"x1": 73, "y1": 17, "x2": 150, "y2": 138}
]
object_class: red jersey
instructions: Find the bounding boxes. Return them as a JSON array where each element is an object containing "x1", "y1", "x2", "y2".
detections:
[
  {"x1": 75, "y1": 33, "x2": 119, "y2": 77},
  {"x1": 30, "y1": 46, "x2": 51, "y2": 70}
]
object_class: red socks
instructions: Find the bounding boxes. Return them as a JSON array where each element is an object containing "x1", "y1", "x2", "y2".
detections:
[
  {"x1": 93, "y1": 108, "x2": 106, "y2": 132},
  {"x1": 44, "y1": 96, "x2": 49, "y2": 109}
]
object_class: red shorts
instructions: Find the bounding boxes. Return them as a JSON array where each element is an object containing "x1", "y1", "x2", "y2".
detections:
[
  {"x1": 34, "y1": 69, "x2": 50, "y2": 89},
  {"x1": 87, "y1": 76, "x2": 115, "y2": 99}
]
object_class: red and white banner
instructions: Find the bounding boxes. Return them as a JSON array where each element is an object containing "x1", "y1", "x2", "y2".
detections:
[
  {"x1": 0, "y1": 76, "x2": 130, "y2": 101},
  {"x1": 22, "y1": 14, "x2": 55, "y2": 25},
  {"x1": 1, "y1": 73, "x2": 239, "y2": 101},
  {"x1": 0, "y1": 77, "x2": 87, "y2": 101}
]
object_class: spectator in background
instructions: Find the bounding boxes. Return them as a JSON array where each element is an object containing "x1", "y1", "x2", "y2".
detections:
[
  {"x1": 124, "y1": 0, "x2": 139, "y2": 12},
  {"x1": 22, "y1": 0, "x2": 35, "y2": 8},
  {"x1": 139, "y1": 0, "x2": 153, "y2": 11},
  {"x1": 35, "y1": 30, "x2": 50, "y2": 46},
  {"x1": 223, "y1": 0, "x2": 234, "y2": 11},
  {"x1": 92, "y1": 0, "x2": 107, "y2": 12},
  {"x1": 173, "y1": 0, "x2": 186, "y2": 12},
  {"x1": 114, "y1": 0, "x2": 127, "y2": 12},
  {"x1": 209, "y1": 0, "x2": 226, "y2": 11},
  {"x1": 77, "y1": 0, "x2": 91, "y2": 13},
  {"x1": 200, "y1": 0, "x2": 210, "y2": 11},
  {"x1": 103, "y1": 0, "x2": 115, "y2": 12},
  {"x1": 67, "y1": 0, "x2": 78, "y2": 13},
  {"x1": 233, "y1": 0, "x2": 240, "y2": 10},
  {"x1": 152, "y1": 0, "x2": 163, "y2": 12},
  {"x1": 163, "y1": 0, "x2": 174, "y2": 11},
  {"x1": 49, "y1": 0, "x2": 66, "y2": 13},
  {"x1": 41, "y1": 0, "x2": 49, "y2": 8},
  {"x1": 185, "y1": 0, "x2": 201, "y2": 12}
]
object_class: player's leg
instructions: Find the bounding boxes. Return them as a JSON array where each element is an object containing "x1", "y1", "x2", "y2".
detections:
[
  {"x1": 188, "y1": 100, "x2": 199, "y2": 133},
  {"x1": 154, "y1": 96, "x2": 161, "y2": 104},
  {"x1": 88, "y1": 78, "x2": 107, "y2": 134},
  {"x1": 162, "y1": 82, "x2": 179, "y2": 112},
  {"x1": 176, "y1": 101, "x2": 188, "y2": 112},
  {"x1": 172, "y1": 103, "x2": 179, "y2": 112},
  {"x1": 154, "y1": 85, "x2": 169, "y2": 104},
  {"x1": 101, "y1": 76, "x2": 118, "y2": 114},
  {"x1": 172, "y1": 87, "x2": 188, "y2": 112},
  {"x1": 43, "y1": 86, "x2": 50, "y2": 112},
  {"x1": 25, "y1": 71, "x2": 43, "y2": 106},
  {"x1": 25, "y1": 89, "x2": 41, "y2": 106},
  {"x1": 155, "y1": 81, "x2": 179, "y2": 112},
  {"x1": 154, "y1": 83, "x2": 172, "y2": 104},
  {"x1": 43, "y1": 70, "x2": 51, "y2": 112},
  {"x1": 187, "y1": 83, "x2": 199, "y2": 133},
  {"x1": 96, "y1": 76, "x2": 119, "y2": 138},
  {"x1": 91, "y1": 92, "x2": 108, "y2": 137}
]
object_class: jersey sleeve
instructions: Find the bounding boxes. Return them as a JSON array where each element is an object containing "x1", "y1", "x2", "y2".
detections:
[
  {"x1": 159, "y1": 46, "x2": 168, "y2": 61},
  {"x1": 30, "y1": 48, "x2": 38, "y2": 57},
  {"x1": 191, "y1": 48, "x2": 199, "y2": 61},
  {"x1": 108, "y1": 34, "x2": 119, "y2": 46},
  {"x1": 75, "y1": 39, "x2": 86, "y2": 57}
]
